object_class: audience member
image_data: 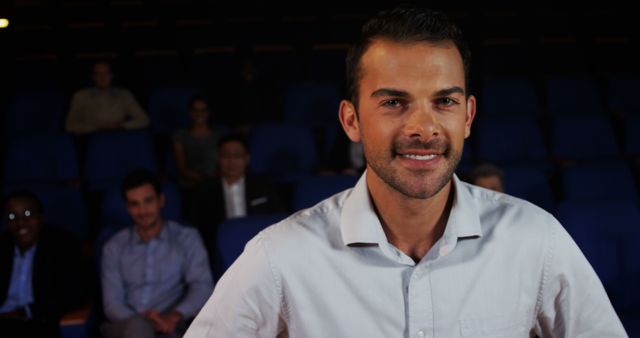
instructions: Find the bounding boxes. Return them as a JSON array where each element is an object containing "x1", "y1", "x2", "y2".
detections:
[
  {"x1": 66, "y1": 61, "x2": 149, "y2": 134},
  {"x1": 101, "y1": 169, "x2": 213, "y2": 338},
  {"x1": 467, "y1": 163, "x2": 505, "y2": 192},
  {"x1": 172, "y1": 96, "x2": 222, "y2": 187},
  {"x1": 0, "y1": 191, "x2": 85, "y2": 338},
  {"x1": 188, "y1": 135, "x2": 284, "y2": 259}
]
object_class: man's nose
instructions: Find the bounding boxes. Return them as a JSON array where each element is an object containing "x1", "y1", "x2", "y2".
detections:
[{"x1": 403, "y1": 105, "x2": 440, "y2": 140}]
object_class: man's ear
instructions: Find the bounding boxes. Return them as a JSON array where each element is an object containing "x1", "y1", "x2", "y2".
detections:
[
  {"x1": 339, "y1": 100, "x2": 362, "y2": 142},
  {"x1": 159, "y1": 193, "x2": 166, "y2": 208},
  {"x1": 464, "y1": 95, "x2": 477, "y2": 139}
]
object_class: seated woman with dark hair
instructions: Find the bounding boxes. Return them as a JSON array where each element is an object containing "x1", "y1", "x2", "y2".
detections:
[{"x1": 172, "y1": 95, "x2": 223, "y2": 188}]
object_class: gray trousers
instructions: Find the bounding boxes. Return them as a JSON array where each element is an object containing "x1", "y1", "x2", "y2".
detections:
[{"x1": 101, "y1": 315, "x2": 187, "y2": 338}]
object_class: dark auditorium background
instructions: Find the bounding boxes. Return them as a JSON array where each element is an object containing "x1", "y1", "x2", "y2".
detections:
[{"x1": 1, "y1": 1, "x2": 639, "y2": 337}]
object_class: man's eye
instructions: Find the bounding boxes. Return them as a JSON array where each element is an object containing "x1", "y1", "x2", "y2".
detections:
[
  {"x1": 7, "y1": 213, "x2": 15, "y2": 221},
  {"x1": 436, "y1": 97, "x2": 457, "y2": 106},
  {"x1": 382, "y1": 99, "x2": 402, "y2": 108}
]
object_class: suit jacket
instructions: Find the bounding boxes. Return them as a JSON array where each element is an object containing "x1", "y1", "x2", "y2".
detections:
[
  {"x1": 0, "y1": 227, "x2": 85, "y2": 323},
  {"x1": 188, "y1": 175, "x2": 285, "y2": 253}
]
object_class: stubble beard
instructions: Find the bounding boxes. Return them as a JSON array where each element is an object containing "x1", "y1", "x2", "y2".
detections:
[{"x1": 364, "y1": 137, "x2": 462, "y2": 200}]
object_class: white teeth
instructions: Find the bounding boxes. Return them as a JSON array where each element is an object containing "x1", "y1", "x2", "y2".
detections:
[
  {"x1": 19, "y1": 228, "x2": 29, "y2": 235},
  {"x1": 402, "y1": 154, "x2": 437, "y2": 160}
]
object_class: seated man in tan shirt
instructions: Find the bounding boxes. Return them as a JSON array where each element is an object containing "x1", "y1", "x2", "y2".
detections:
[{"x1": 65, "y1": 61, "x2": 149, "y2": 134}]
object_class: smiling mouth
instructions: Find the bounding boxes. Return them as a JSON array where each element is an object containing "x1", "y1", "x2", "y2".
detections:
[{"x1": 400, "y1": 153, "x2": 440, "y2": 161}]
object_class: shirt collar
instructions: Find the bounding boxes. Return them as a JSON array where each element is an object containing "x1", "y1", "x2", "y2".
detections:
[
  {"x1": 13, "y1": 244, "x2": 37, "y2": 258},
  {"x1": 340, "y1": 172, "x2": 387, "y2": 246},
  {"x1": 340, "y1": 171, "x2": 482, "y2": 247},
  {"x1": 222, "y1": 176, "x2": 245, "y2": 189},
  {"x1": 130, "y1": 221, "x2": 170, "y2": 244}
]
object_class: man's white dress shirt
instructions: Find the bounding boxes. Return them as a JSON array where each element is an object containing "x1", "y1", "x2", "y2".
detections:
[{"x1": 186, "y1": 172, "x2": 626, "y2": 338}]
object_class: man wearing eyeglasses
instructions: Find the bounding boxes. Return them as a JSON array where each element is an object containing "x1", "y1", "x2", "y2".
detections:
[{"x1": 0, "y1": 191, "x2": 85, "y2": 338}]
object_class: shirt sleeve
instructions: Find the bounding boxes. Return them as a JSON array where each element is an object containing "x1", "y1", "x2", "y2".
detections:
[
  {"x1": 65, "y1": 91, "x2": 96, "y2": 134},
  {"x1": 173, "y1": 229, "x2": 215, "y2": 319},
  {"x1": 101, "y1": 237, "x2": 137, "y2": 321},
  {"x1": 535, "y1": 220, "x2": 627, "y2": 337},
  {"x1": 184, "y1": 233, "x2": 287, "y2": 338},
  {"x1": 121, "y1": 90, "x2": 149, "y2": 130}
]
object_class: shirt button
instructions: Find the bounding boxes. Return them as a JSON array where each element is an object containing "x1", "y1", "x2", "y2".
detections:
[{"x1": 417, "y1": 330, "x2": 425, "y2": 338}]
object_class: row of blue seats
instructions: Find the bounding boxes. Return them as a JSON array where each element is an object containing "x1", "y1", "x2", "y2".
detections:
[
  {"x1": 471, "y1": 114, "x2": 640, "y2": 164},
  {"x1": 5, "y1": 75, "x2": 640, "y2": 138},
  {"x1": 4, "y1": 121, "x2": 640, "y2": 183},
  {"x1": 4, "y1": 125, "x2": 640, "y2": 198},
  {"x1": 0, "y1": 171, "x2": 357, "y2": 241}
]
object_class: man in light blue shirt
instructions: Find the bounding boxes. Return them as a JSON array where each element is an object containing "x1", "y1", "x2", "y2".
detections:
[
  {"x1": 101, "y1": 169, "x2": 213, "y2": 338},
  {"x1": 0, "y1": 246, "x2": 36, "y2": 319},
  {"x1": 186, "y1": 6, "x2": 627, "y2": 338}
]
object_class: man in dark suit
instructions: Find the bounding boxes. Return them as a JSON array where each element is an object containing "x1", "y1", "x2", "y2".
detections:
[
  {"x1": 0, "y1": 191, "x2": 85, "y2": 338},
  {"x1": 188, "y1": 134, "x2": 284, "y2": 262}
]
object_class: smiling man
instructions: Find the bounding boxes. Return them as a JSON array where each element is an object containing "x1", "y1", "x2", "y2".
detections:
[
  {"x1": 0, "y1": 191, "x2": 84, "y2": 338},
  {"x1": 185, "y1": 7, "x2": 626, "y2": 338},
  {"x1": 101, "y1": 169, "x2": 213, "y2": 338}
]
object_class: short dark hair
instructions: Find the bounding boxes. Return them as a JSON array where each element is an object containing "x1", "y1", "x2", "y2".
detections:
[
  {"x1": 345, "y1": 6, "x2": 471, "y2": 107},
  {"x1": 469, "y1": 163, "x2": 504, "y2": 183},
  {"x1": 188, "y1": 94, "x2": 209, "y2": 111},
  {"x1": 217, "y1": 134, "x2": 249, "y2": 152},
  {"x1": 93, "y1": 60, "x2": 112, "y2": 72},
  {"x1": 121, "y1": 169, "x2": 163, "y2": 200},
  {"x1": 4, "y1": 190, "x2": 44, "y2": 214}
]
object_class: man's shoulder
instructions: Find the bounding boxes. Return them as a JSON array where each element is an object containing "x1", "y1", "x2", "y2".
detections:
[
  {"x1": 72, "y1": 88, "x2": 93, "y2": 98},
  {"x1": 462, "y1": 181, "x2": 560, "y2": 234},
  {"x1": 112, "y1": 87, "x2": 134, "y2": 96},
  {"x1": 103, "y1": 227, "x2": 132, "y2": 250},
  {"x1": 255, "y1": 188, "x2": 352, "y2": 252},
  {"x1": 166, "y1": 220, "x2": 199, "y2": 236}
]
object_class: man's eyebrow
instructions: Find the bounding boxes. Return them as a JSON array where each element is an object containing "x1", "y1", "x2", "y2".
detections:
[
  {"x1": 370, "y1": 88, "x2": 410, "y2": 98},
  {"x1": 433, "y1": 86, "x2": 465, "y2": 97}
]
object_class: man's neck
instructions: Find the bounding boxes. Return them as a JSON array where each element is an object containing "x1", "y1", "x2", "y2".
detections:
[
  {"x1": 16, "y1": 243, "x2": 36, "y2": 256},
  {"x1": 368, "y1": 173, "x2": 454, "y2": 263},
  {"x1": 223, "y1": 175, "x2": 244, "y2": 186},
  {"x1": 136, "y1": 220, "x2": 164, "y2": 243}
]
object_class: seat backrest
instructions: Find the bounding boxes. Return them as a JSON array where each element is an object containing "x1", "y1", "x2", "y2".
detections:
[
  {"x1": 475, "y1": 115, "x2": 547, "y2": 164},
  {"x1": 32, "y1": 186, "x2": 89, "y2": 240},
  {"x1": 503, "y1": 166, "x2": 555, "y2": 212},
  {"x1": 481, "y1": 76, "x2": 540, "y2": 115},
  {"x1": 283, "y1": 83, "x2": 341, "y2": 127},
  {"x1": 3, "y1": 134, "x2": 78, "y2": 185},
  {"x1": 147, "y1": 87, "x2": 197, "y2": 134},
  {"x1": 561, "y1": 162, "x2": 638, "y2": 203},
  {"x1": 556, "y1": 201, "x2": 637, "y2": 287},
  {"x1": 216, "y1": 213, "x2": 288, "y2": 273},
  {"x1": 546, "y1": 76, "x2": 603, "y2": 115},
  {"x1": 292, "y1": 175, "x2": 358, "y2": 211},
  {"x1": 84, "y1": 130, "x2": 157, "y2": 188},
  {"x1": 248, "y1": 123, "x2": 317, "y2": 182},
  {"x1": 6, "y1": 90, "x2": 65, "y2": 136},
  {"x1": 551, "y1": 115, "x2": 619, "y2": 161}
]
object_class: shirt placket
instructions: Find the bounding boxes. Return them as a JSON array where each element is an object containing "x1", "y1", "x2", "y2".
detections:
[
  {"x1": 407, "y1": 262, "x2": 434, "y2": 338},
  {"x1": 18, "y1": 251, "x2": 34, "y2": 318},
  {"x1": 141, "y1": 240, "x2": 156, "y2": 311}
]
